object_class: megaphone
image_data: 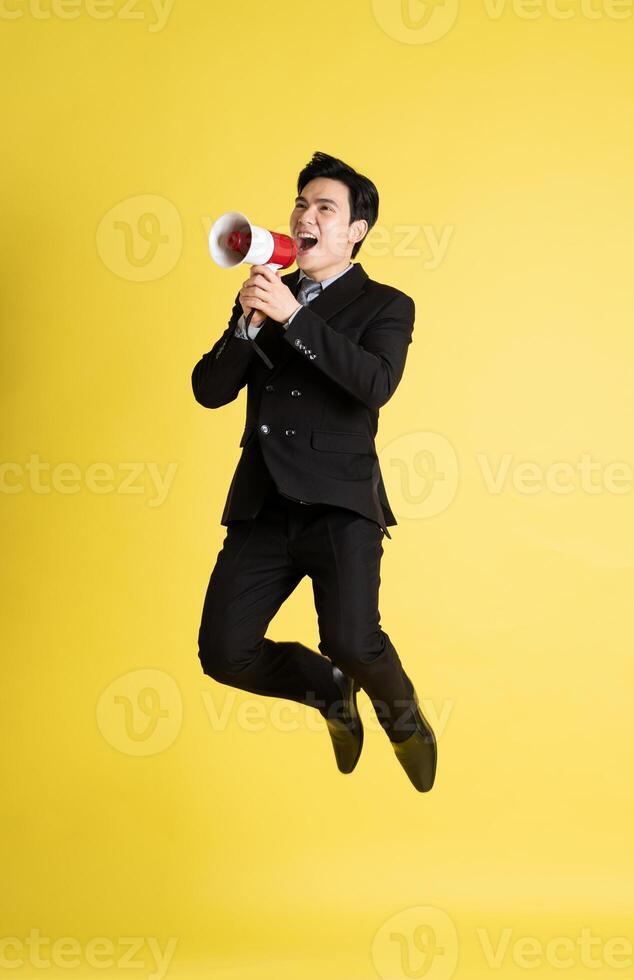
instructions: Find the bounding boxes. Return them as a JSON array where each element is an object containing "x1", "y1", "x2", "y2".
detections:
[
  {"x1": 208, "y1": 210, "x2": 297, "y2": 370},
  {"x1": 209, "y1": 211, "x2": 297, "y2": 270}
]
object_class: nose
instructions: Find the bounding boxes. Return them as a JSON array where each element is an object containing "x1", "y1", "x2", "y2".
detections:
[{"x1": 297, "y1": 206, "x2": 318, "y2": 225}]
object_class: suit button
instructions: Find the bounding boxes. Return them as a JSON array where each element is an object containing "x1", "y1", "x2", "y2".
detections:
[
  {"x1": 309, "y1": 353, "x2": 316, "y2": 360},
  {"x1": 290, "y1": 389, "x2": 301, "y2": 397},
  {"x1": 285, "y1": 429, "x2": 296, "y2": 437},
  {"x1": 265, "y1": 384, "x2": 275, "y2": 392},
  {"x1": 260, "y1": 424, "x2": 270, "y2": 434},
  {"x1": 294, "y1": 339, "x2": 302, "y2": 348}
]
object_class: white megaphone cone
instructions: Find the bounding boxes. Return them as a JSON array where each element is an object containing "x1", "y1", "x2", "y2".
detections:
[{"x1": 209, "y1": 211, "x2": 297, "y2": 270}]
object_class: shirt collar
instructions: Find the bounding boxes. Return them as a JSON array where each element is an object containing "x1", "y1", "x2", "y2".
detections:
[{"x1": 298, "y1": 262, "x2": 354, "y2": 290}]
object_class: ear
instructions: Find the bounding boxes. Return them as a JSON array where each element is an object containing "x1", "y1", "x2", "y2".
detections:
[{"x1": 348, "y1": 218, "x2": 368, "y2": 245}]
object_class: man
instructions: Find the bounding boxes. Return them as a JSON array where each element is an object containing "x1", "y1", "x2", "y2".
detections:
[{"x1": 191, "y1": 151, "x2": 436, "y2": 792}]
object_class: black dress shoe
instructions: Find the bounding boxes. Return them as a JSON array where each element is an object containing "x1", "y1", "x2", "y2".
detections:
[
  {"x1": 323, "y1": 665, "x2": 364, "y2": 774},
  {"x1": 390, "y1": 688, "x2": 437, "y2": 792}
]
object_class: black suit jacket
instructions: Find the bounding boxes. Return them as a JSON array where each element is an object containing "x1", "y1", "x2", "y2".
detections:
[{"x1": 191, "y1": 262, "x2": 415, "y2": 539}]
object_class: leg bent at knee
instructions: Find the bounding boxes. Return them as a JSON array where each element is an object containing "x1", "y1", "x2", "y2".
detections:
[
  {"x1": 197, "y1": 630, "x2": 260, "y2": 684},
  {"x1": 319, "y1": 629, "x2": 388, "y2": 675}
]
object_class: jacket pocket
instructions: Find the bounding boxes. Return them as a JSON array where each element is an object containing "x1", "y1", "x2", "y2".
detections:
[
  {"x1": 311, "y1": 430, "x2": 372, "y2": 454},
  {"x1": 239, "y1": 425, "x2": 255, "y2": 447}
]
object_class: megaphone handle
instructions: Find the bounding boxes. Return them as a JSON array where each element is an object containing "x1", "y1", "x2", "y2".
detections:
[{"x1": 244, "y1": 309, "x2": 274, "y2": 370}]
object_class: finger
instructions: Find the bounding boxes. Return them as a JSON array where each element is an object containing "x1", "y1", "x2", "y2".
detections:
[
  {"x1": 246, "y1": 272, "x2": 269, "y2": 288},
  {"x1": 253, "y1": 264, "x2": 276, "y2": 282},
  {"x1": 249, "y1": 273, "x2": 269, "y2": 287}
]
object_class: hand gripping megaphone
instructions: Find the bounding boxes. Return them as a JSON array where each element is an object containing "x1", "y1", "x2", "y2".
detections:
[{"x1": 208, "y1": 211, "x2": 298, "y2": 369}]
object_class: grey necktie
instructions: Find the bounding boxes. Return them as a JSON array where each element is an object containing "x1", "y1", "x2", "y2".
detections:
[{"x1": 296, "y1": 276, "x2": 322, "y2": 307}]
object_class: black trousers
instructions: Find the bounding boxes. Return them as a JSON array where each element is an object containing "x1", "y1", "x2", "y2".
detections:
[{"x1": 196, "y1": 484, "x2": 417, "y2": 739}]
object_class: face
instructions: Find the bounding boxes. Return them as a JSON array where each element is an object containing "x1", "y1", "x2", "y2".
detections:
[{"x1": 289, "y1": 177, "x2": 367, "y2": 282}]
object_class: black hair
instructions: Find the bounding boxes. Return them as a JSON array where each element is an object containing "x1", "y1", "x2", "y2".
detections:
[{"x1": 296, "y1": 151, "x2": 379, "y2": 259}]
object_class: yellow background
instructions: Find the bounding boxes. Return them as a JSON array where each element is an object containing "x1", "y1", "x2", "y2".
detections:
[{"x1": 2, "y1": 1, "x2": 633, "y2": 977}]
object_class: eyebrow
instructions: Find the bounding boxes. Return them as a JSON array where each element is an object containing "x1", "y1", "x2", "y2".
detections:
[{"x1": 295, "y1": 195, "x2": 340, "y2": 208}]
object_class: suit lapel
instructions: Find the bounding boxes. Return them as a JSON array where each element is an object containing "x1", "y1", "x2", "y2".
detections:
[
  {"x1": 253, "y1": 263, "x2": 369, "y2": 380},
  {"x1": 299, "y1": 262, "x2": 369, "y2": 321}
]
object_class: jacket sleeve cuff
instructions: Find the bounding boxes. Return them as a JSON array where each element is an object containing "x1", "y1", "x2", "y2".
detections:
[
  {"x1": 235, "y1": 312, "x2": 268, "y2": 340},
  {"x1": 234, "y1": 314, "x2": 250, "y2": 339},
  {"x1": 281, "y1": 304, "x2": 303, "y2": 331}
]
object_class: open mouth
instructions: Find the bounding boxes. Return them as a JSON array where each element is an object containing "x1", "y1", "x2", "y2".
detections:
[{"x1": 296, "y1": 235, "x2": 319, "y2": 254}]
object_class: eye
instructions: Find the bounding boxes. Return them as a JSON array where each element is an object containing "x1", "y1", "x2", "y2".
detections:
[{"x1": 294, "y1": 202, "x2": 334, "y2": 211}]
